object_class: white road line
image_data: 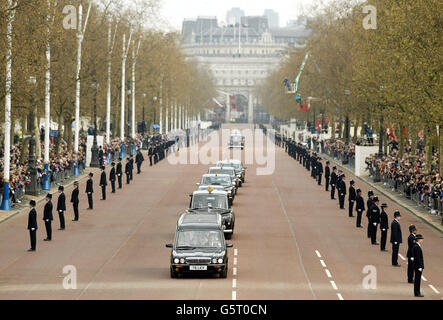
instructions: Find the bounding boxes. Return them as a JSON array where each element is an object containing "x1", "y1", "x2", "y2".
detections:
[
  {"x1": 234, "y1": 249, "x2": 238, "y2": 256},
  {"x1": 234, "y1": 257, "x2": 237, "y2": 265},
  {"x1": 398, "y1": 254, "x2": 406, "y2": 261},
  {"x1": 422, "y1": 275, "x2": 428, "y2": 282},
  {"x1": 330, "y1": 281, "x2": 338, "y2": 290},
  {"x1": 337, "y1": 293, "x2": 344, "y2": 300},
  {"x1": 320, "y1": 260, "x2": 326, "y2": 268},
  {"x1": 325, "y1": 269, "x2": 332, "y2": 278},
  {"x1": 233, "y1": 268, "x2": 237, "y2": 276},
  {"x1": 315, "y1": 250, "x2": 322, "y2": 258},
  {"x1": 232, "y1": 291, "x2": 237, "y2": 300},
  {"x1": 232, "y1": 279, "x2": 237, "y2": 288},
  {"x1": 429, "y1": 285, "x2": 440, "y2": 294}
]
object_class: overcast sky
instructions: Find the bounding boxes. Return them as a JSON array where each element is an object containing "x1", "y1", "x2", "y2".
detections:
[{"x1": 158, "y1": 0, "x2": 319, "y2": 31}]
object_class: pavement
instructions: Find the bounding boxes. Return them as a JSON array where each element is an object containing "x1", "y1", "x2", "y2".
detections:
[{"x1": 0, "y1": 125, "x2": 441, "y2": 300}]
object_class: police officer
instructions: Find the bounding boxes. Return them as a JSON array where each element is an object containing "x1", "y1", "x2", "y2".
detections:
[
  {"x1": 27, "y1": 200, "x2": 38, "y2": 251},
  {"x1": 71, "y1": 181, "x2": 79, "y2": 221},
  {"x1": 366, "y1": 191, "x2": 375, "y2": 238},
  {"x1": 100, "y1": 166, "x2": 107, "y2": 200},
  {"x1": 338, "y1": 174, "x2": 346, "y2": 209},
  {"x1": 412, "y1": 234, "x2": 424, "y2": 297},
  {"x1": 317, "y1": 157, "x2": 323, "y2": 186},
  {"x1": 116, "y1": 158, "x2": 123, "y2": 189},
  {"x1": 129, "y1": 156, "x2": 134, "y2": 180},
  {"x1": 125, "y1": 158, "x2": 131, "y2": 184},
  {"x1": 369, "y1": 196, "x2": 381, "y2": 245},
  {"x1": 86, "y1": 172, "x2": 94, "y2": 210},
  {"x1": 348, "y1": 180, "x2": 356, "y2": 217},
  {"x1": 324, "y1": 161, "x2": 330, "y2": 191},
  {"x1": 390, "y1": 211, "x2": 402, "y2": 267},
  {"x1": 136, "y1": 149, "x2": 144, "y2": 174},
  {"x1": 407, "y1": 225, "x2": 418, "y2": 283},
  {"x1": 57, "y1": 186, "x2": 66, "y2": 230},
  {"x1": 110, "y1": 162, "x2": 116, "y2": 193},
  {"x1": 355, "y1": 189, "x2": 365, "y2": 228},
  {"x1": 43, "y1": 193, "x2": 53, "y2": 241},
  {"x1": 148, "y1": 143, "x2": 153, "y2": 166},
  {"x1": 380, "y1": 203, "x2": 389, "y2": 251},
  {"x1": 330, "y1": 167, "x2": 338, "y2": 200}
]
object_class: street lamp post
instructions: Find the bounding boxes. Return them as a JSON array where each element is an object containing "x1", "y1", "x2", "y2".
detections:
[
  {"x1": 374, "y1": 86, "x2": 386, "y2": 182},
  {"x1": 25, "y1": 76, "x2": 39, "y2": 196},
  {"x1": 142, "y1": 93, "x2": 146, "y2": 137},
  {"x1": 90, "y1": 77, "x2": 100, "y2": 167},
  {"x1": 344, "y1": 89, "x2": 350, "y2": 144}
]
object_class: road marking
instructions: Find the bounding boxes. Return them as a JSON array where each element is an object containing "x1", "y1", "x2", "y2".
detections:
[
  {"x1": 337, "y1": 293, "x2": 344, "y2": 300},
  {"x1": 233, "y1": 267, "x2": 237, "y2": 276},
  {"x1": 429, "y1": 285, "x2": 440, "y2": 294},
  {"x1": 234, "y1": 257, "x2": 237, "y2": 265},
  {"x1": 232, "y1": 291, "x2": 237, "y2": 300},
  {"x1": 320, "y1": 260, "x2": 326, "y2": 267},
  {"x1": 315, "y1": 250, "x2": 322, "y2": 258},
  {"x1": 330, "y1": 281, "x2": 338, "y2": 290},
  {"x1": 398, "y1": 254, "x2": 406, "y2": 261},
  {"x1": 232, "y1": 279, "x2": 237, "y2": 288},
  {"x1": 422, "y1": 275, "x2": 428, "y2": 282},
  {"x1": 234, "y1": 249, "x2": 238, "y2": 256},
  {"x1": 325, "y1": 269, "x2": 332, "y2": 278}
]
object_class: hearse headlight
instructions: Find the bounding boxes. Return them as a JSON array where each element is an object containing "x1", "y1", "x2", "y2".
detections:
[
  {"x1": 180, "y1": 258, "x2": 185, "y2": 264},
  {"x1": 218, "y1": 258, "x2": 223, "y2": 264},
  {"x1": 174, "y1": 258, "x2": 179, "y2": 264},
  {"x1": 212, "y1": 258, "x2": 217, "y2": 264}
]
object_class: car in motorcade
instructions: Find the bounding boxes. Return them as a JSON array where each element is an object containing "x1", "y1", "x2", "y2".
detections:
[
  {"x1": 197, "y1": 174, "x2": 236, "y2": 205},
  {"x1": 166, "y1": 214, "x2": 233, "y2": 278},
  {"x1": 216, "y1": 160, "x2": 246, "y2": 185},
  {"x1": 228, "y1": 134, "x2": 244, "y2": 149},
  {"x1": 208, "y1": 166, "x2": 240, "y2": 192},
  {"x1": 188, "y1": 187, "x2": 235, "y2": 239}
]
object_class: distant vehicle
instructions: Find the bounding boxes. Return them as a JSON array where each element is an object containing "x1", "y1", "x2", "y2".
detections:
[
  {"x1": 208, "y1": 166, "x2": 240, "y2": 192},
  {"x1": 188, "y1": 187, "x2": 236, "y2": 239},
  {"x1": 228, "y1": 134, "x2": 244, "y2": 149},
  {"x1": 197, "y1": 173, "x2": 235, "y2": 205},
  {"x1": 216, "y1": 159, "x2": 246, "y2": 185},
  {"x1": 166, "y1": 213, "x2": 232, "y2": 278}
]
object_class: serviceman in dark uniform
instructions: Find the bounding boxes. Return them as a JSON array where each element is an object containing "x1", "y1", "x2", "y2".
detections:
[
  {"x1": 330, "y1": 167, "x2": 338, "y2": 200},
  {"x1": 57, "y1": 186, "x2": 66, "y2": 230},
  {"x1": 136, "y1": 149, "x2": 144, "y2": 174},
  {"x1": 129, "y1": 156, "x2": 134, "y2": 180},
  {"x1": 366, "y1": 191, "x2": 375, "y2": 238},
  {"x1": 324, "y1": 161, "x2": 330, "y2": 191},
  {"x1": 412, "y1": 234, "x2": 424, "y2": 297},
  {"x1": 380, "y1": 203, "x2": 389, "y2": 251},
  {"x1": 98, "y1": 146, "x2": 104, "y2": 168},
  {"x1": 390, "y1": 210, "x2": 402, "y2": 267},
  {"x1": 407, "y1": 225, "x2": 418, "y2": 283},
  {"x1": 348, "y1": 180, "x2": 356, "y2": 217},
  {"x1": 148, "y1": 143, "x2": 153, "y2": 166},
  {"x1": 109, "y1": 162, "x2": 116, "y2": 193},
  {"x1": 27, "y1": 200, "x2": 38, "y2": 251},
  {"x1": 116, "y1": 158, "x2": 123, "y2": 189},
  {"x1": 125, "y1": 158, "x2": 131, "y2": 184},
  {"x1": 369, "y1": 196, "x2": 381, "y2": 245},
  {"x1": 43, "y1": 193, "x2": 53, "y2": 241},
  {"x1": 317, "y1": 157, "x2": 323, "y2": 186},
  {"x1": 71, "y1": 181, "x2": 79, "y2": 221},
  {"x1": 86, "y1": 172, "x2": 94, "y2": 210},
  {"x1": 100, "y1": 166, "x2": 107, "y2": 200},
  {"x1": 355, "y1": 188, "x2": 365, "y2": 228},
  {"x1": 338, "y1": 174, "x2": 346, "y2": 209}
]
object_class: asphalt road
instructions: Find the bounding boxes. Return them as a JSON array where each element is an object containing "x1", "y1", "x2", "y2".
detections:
[{"x1": 0, "y1": 124, "x2": 441, "y2": 300}]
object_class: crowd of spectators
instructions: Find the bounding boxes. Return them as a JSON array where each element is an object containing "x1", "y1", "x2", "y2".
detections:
[{"x1": 323, "y1": 139, "x2": 356, "y2": 165}]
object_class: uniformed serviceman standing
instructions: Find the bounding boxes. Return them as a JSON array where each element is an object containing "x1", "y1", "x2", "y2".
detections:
[
  {"x1": 369, "y1": 196, "x2": 381, "y2": 245},
  {"x1": 129, "y1": 156, "x2": 134, "y2": 180},
  {"x1": 338, "y1": 174, "x2": 346, "y2": 210},
  {"x1": 379, "y1": 203, "x2": 389, "y2": 251},
  {"x1": 366, "y1": 191, "x2": 375, "y2": 238},
  {"x1": 100, "y1": 166, "x2": 107, "y2": 200},
  {"x1": 355, "y1": 189, "x2": 365, "y2": 228},
  {"x1": 324, "y1": 161, "x2": 330, "y2": 191},
  {"x1": 116, "y1": 158, "x2": 123, "y2": 189},
  {"x1": 407, "y1": 225, "x2": 418, "y2": 283},
  {"x1": 348, "y1": 180, "x2": 356, "y2": 217},
  {"x1": 136, "y1": 149, "x2": 144, "y2": 174},
  {"x1": 330, "y1": 167, "x2": 338, "y2": 200},
  {"x1": 57, "y1": 186, "x2": 66, "y2": 230},
  {"x1": 71, "y1": 181, "x2": 79, "y2": 221},
  {"x1": 43, "y1": 193, "x2": 53, "y2": 241},
  {"x1": 148, "y1": 143, "x2": 153, "y2": 166},
  {"x1": 412, "y1": 234, "x2": 424, "y2": 297},
  {"x1": 317, "y1": 157, "x2": 323, "y2": 186},
  {"x1": 27, "y1": 200, "x2": 38, "y2": 251},
  {"x1": 109, "y1": 162, "x2": 116, "y2": 193},
  {"x1": 86, "y1": 172, "x2": 94, "y2": 210},
  {"x1": 390, "y1": 211, "x2": 402, "y2": 267},
  {"x1": 125, "y1": 158, "x2": 131, "y2": 184}
]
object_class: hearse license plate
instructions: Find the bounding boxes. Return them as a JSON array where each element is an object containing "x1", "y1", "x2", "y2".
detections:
[{"x1": 190, "y1": 265, "x2": 207, "y2": 271}]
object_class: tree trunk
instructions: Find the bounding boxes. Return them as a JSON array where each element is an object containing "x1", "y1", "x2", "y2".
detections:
[
  {"x1": 424, "y1": 126, "x2": 433, "y2": 173},
  {"x1": 399, "y1": 122, "x2": 405, "y2": 159},
  {"x1": 66, "y1": 116, "x2": 73, "y2": 150},
  {"x1": 352, "y1": 117, "x2": 359, "y2": 143},
  {"x1": 34, "y1": 107, "x2": 41, "y2": 161},
  {"x1": 55, "y1": 112, "x2": 63, "y2": 154},
  {"x1": 19, "y1": 115, "x2": 28, "y2": 165}
]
